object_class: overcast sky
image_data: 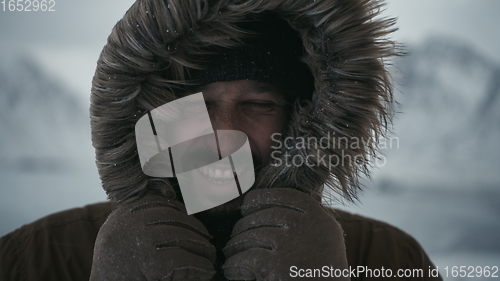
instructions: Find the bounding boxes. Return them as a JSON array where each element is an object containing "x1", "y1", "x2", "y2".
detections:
[
  {"x1": 1, "y1": 0, "x2": 499, "y2": 101},
  {"x1": 387, "y1": 0, "x2": 500, "y2": 61}
]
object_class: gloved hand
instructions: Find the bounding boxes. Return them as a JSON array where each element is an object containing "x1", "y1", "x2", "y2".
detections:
[
  {"x1": 222, "y1": 188, "x2": 349, "y2": 280},
  {"x1": 89, "y1": 194, "x2": 217, "y2": 281}
]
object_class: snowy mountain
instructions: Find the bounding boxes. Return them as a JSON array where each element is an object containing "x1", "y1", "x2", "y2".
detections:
[
  {"x1": 340, "y1": 37, "x2": 500, "y2": 270},
  {"x1": 0, "y1": 52, "x2": 92, "y2": 171},
  {"x1": 375, "y1": 36, "x2": 500, "y2": 187},
  {"x1": 0, "y1": 52, "x2": 105, "y2": 237},
  {"x1": 3, "y1": 38, "x2": 498, "y2": 184}
]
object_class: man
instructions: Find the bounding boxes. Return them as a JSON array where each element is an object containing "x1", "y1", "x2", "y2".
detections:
[{"x1": 0, "y1": 0, "x2": 441, "y2": 280}]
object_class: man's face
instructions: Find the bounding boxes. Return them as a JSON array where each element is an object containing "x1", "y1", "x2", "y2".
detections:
[
  {"x1": 200, "y1": 80, "x2": 289, "y2": 171},
  {"x1": 181, "y1": 79, "x2": 289, "y2": 215}
]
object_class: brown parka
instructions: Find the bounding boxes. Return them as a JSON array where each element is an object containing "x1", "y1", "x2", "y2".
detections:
[{"x1": 0, "y1": 202, "x2": 441, "y2": 280}]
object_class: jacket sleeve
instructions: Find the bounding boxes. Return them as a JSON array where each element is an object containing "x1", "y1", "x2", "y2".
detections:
[
  {"x1": 0, "y1": 233, "x2": 25, "y2": 281},
  {"x1": 403, "y1": 232, "x2": 442, "y2": 281},
  {"x1": 335, "y1": 209, "x2": 442, "y2": 281},
  {"x1": 0, "y1": 202, "x2": 113, "y2": 281}
]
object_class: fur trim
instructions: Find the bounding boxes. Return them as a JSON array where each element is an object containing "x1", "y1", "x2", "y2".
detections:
[{"x1": 90, "y1": 0, "x2": 399, "y2": 203}]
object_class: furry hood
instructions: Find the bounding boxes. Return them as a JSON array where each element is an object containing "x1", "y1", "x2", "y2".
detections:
[{"x1": 90, "y1": 0, "x2": 398, "y2": 203}]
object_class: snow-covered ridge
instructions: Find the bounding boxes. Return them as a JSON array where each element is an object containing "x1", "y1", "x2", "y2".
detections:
[
  {"x1": 1, "y1": 37, "x2": 498, "y2": 184},
  {"x1": 0, "y1": 52, "x2": 92, "y2": 170},
  {"x1": 374, "y1": 36, "x2": 500, "y2": 186}
]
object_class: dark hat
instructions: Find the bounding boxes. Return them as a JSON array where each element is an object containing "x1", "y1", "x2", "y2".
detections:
[{"x1": 189, "y1": 14, "x2": 314, "y2": 101}]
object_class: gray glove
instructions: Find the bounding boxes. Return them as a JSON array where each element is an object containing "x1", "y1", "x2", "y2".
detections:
[
  {"x1": 90, "y1": 194, "x2": 217, "y2": 280},
  {"x1": 222, "y1": 188, "x2": 349, "y2": 280}
]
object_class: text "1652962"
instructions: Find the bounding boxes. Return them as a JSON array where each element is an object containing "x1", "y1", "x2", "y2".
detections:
[{"x1": 2, "y1": 0, "x2": 55, "y2": 12}]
